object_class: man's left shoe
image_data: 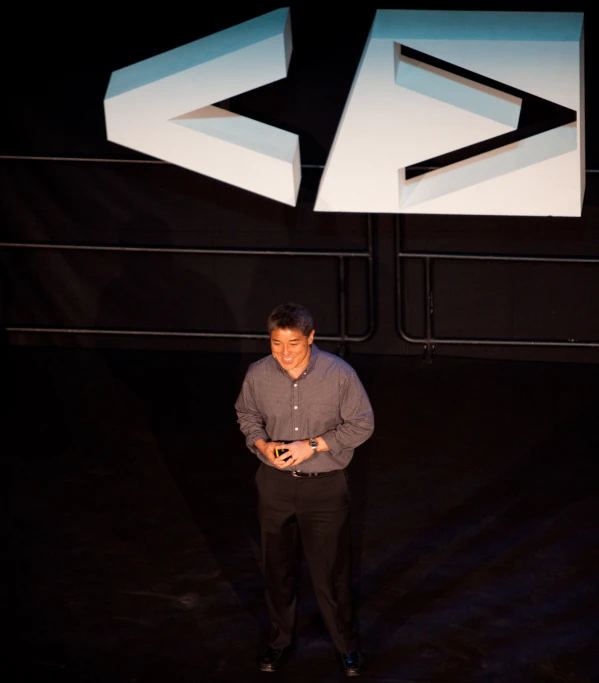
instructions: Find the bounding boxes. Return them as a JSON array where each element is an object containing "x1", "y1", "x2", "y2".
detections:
[
  {"x1": 339, "y1": 650, "x2": 363, "y2": 676},
  {"x1": 259, "y1": 645, "x2": 291, "y2": 672}
]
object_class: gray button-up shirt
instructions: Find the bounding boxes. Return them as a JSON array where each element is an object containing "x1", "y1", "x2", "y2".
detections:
[{"x1": 235, "y1": 344, "x2": 374, "y2": 472}]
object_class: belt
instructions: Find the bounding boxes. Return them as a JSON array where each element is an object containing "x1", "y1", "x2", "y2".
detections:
[
  {"x1": 291, "y1": 470, "x2": 327, "y2": 478},
  {"x1": 270, "y1": 441, "x2": 338, "y2": 478},
  {"x1": 278, "y1": 468, "x2": 338, "y2": 478}
]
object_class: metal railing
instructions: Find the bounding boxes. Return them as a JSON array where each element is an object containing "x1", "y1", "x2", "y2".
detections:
[
  {"x1": 395, "y1": 214, "x2": 599, "y2": 359},
  {"x1": 4, "y1": 153, "x2": 599, "y2": 357},
  {"x1": 0, "y1": 219, "x2": 375, "y2": 351},
  {"x1": 1, "y1": 155, "x2": 375, "y2": 349}
]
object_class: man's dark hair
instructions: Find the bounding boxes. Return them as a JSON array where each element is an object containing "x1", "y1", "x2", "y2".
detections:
[{"x1": 267, "y1": 302, "x2": 314, "y2": 336}]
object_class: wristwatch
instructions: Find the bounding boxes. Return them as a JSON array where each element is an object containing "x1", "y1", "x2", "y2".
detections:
[{"x1": 308, "y1": 437, "x2": 318, "y2": 453}]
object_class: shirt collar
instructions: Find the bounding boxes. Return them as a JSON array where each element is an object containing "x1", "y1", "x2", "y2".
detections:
[{"x1": 306, "y1": 343, "x2": 320, "y2": 372}]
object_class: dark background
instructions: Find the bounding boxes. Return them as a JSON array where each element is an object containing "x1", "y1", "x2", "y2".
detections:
[
  {"x1": 5, "y1": 6, "x2": 599, "y2": 681},
  {"x1": 1, "y1": 3, "x2": 598, "y2": 361}
]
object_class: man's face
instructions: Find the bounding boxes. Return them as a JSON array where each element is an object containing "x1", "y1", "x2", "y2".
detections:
[{"x1": 270, "y1": 327, "x2": 315, "y2": 374}]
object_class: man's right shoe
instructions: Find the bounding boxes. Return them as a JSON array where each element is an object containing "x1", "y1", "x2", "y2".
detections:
[
  {"x1": 258, "y1": 645, "x2": 291, "y2": 672},
  {"x1": 339, "y1": 650, "x2": 364, "y2": 676}
]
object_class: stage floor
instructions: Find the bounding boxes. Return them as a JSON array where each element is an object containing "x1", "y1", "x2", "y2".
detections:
[{"x1": 8, "y1": 347, "x2": 599, "y2": 682}]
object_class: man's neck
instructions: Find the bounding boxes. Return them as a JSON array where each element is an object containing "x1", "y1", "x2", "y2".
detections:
[{"x1": 287, "y1": 348, "x2": 312, "y2": 379}]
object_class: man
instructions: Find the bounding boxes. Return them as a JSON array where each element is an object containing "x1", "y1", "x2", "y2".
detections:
[{"x1": 235, "y1": 302, "x2": 374, "y2": 676}]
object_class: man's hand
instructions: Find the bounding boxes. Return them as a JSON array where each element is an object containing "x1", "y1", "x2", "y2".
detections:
[
  {"x1": 255, "y1": 439, "x2": 286, "y2": 466},
  {"x1": 276, "y1": 440, "x2": 315, "y2": 469}
]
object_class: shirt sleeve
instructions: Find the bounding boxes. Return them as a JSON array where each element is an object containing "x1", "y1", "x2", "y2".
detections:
[
  {"x1": 235, "y1": 371, "x2": 270, "y2": 454},
  {"x1": 320, "y1": 366, "x2": 374, "y2": 456}
]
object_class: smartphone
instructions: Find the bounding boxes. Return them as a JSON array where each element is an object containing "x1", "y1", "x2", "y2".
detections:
[{"x1": 274, "y1": 447, "x2": 289, "y2": 458}]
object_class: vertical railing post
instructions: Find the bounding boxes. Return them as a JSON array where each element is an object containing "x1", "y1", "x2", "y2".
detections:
[
  {"x1": 338, "y1": 255, "x2": 347, "y2": 356},
  {"x1": 424, "y1": 256, "x2": 434, "y2": 362}
]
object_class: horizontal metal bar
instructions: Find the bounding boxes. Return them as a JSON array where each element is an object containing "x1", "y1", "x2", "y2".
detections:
[
  {"x1": 0, "y1": 242, "x2": 369, "y2": 258},
  {"x1": 398, "y1": 251, "x2": 599, "y2": 264},
  {"x1": 397, "y1": 328, "x2": 599, "y2": 349},
  {"x1": 1, "y1": 155, "x2": 598, "y2": 173},
  {"x1": 2, "y1": 326, "x2": 372, "y2": 343},
  {"x1": 0, "y1": 155, "x2": 167, "y2": 164},
  {"x1": 0, "y1": 154, "x2": 325, "y2": 169}
]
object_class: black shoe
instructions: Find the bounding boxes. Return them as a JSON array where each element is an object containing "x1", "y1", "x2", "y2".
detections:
[
  {"x1": 258, "y1": 645, "x2": 291, "y2": 672},
  {"x1": 339, "y1": 650, "x2": 363, "y2": 676}
]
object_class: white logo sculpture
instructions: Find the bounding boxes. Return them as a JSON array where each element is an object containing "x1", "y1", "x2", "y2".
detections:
[
  {"x1": 104, "y1": 9, "x2": 585, "y2": 217},
  {"x1": 104, "y1": 8, "x2": 300, "y2": 206},
  {"x1": 316, "y1": 10, "x2": 585, "y2": 216}
]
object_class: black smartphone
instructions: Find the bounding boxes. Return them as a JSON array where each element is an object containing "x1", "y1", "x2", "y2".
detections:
[{"x1": 274, "y1": 448, "x2": 289, "y2": 458}]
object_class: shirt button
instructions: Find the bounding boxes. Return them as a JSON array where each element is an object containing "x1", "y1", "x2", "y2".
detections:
[
  {"x1": 295, "y1": 427, "x2": 299, "y2": 431},
  {"x1": 294, "y1": 406, "x2": 298, "y2": 409},
  {"x1": 293, "y1": 383, "x2": 297, "y2": 387}
]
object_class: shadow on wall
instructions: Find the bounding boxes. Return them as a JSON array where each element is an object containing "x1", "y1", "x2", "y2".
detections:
[
  {"x1": 94, "y1": 212, "x2": 265, "y2": 635},
  {"x1": 94, "y1": 213, "x2": 239, "y2": 345}
]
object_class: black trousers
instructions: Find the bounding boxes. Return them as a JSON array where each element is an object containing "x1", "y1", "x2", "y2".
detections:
[{"x1": 255, "y1": 463, "x2": 355, "y2": 653}]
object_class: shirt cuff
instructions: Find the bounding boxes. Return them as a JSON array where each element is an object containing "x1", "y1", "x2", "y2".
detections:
[
  {"x1": 321, "y1": 429, "x2": 343, "y2": 456},
  {"x1": 247, "y1": 429, "x2": 269, "y2": 452}
]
